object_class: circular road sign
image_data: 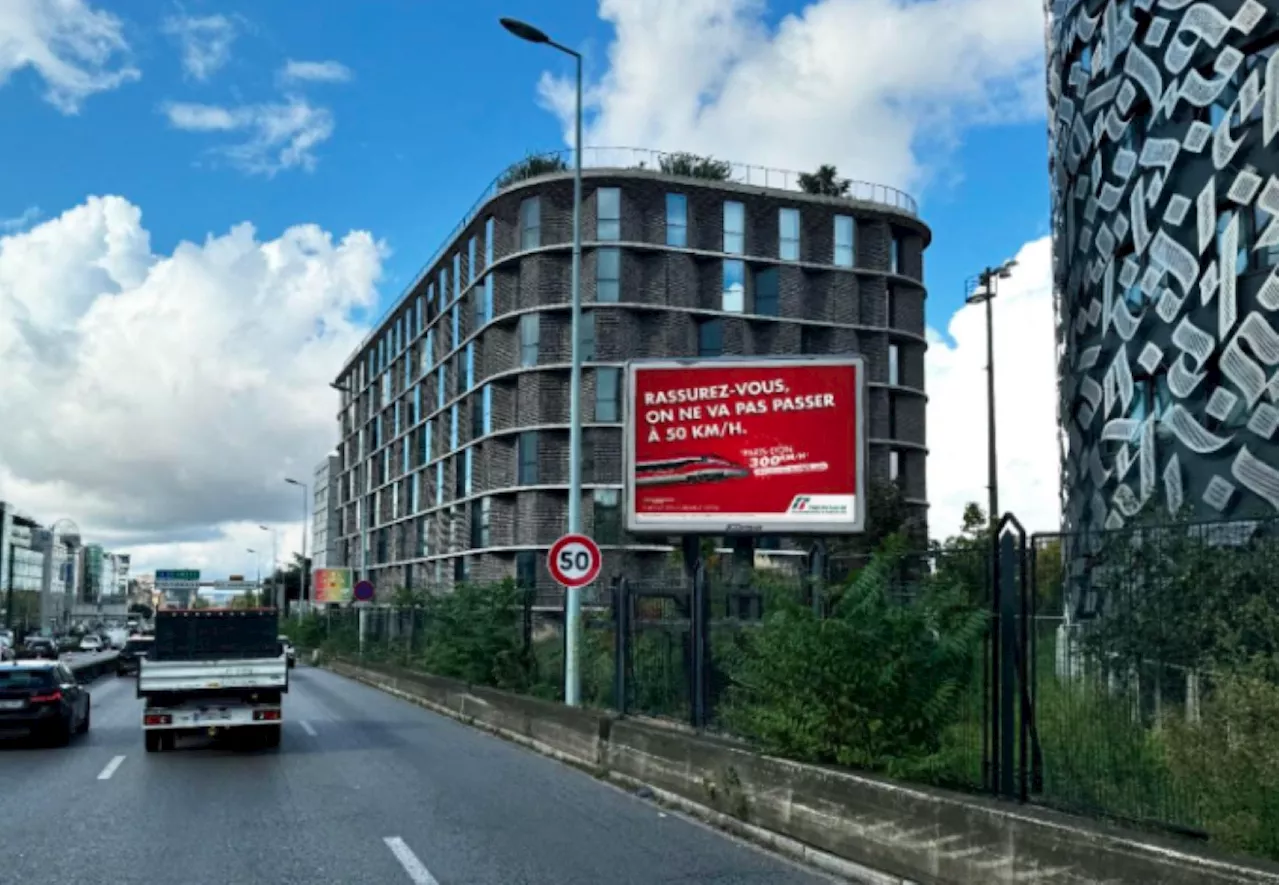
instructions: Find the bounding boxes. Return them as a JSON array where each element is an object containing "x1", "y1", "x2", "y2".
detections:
[
  {"x1": 547, "y1": 533, "x2": 603, "y2": 589},
  {"x1": 353, "y1": 579, "x2": 375, "y2": 603}
]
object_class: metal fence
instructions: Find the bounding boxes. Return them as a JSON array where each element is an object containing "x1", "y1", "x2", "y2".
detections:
[{"x1": 291, "y1": 514, "x2": 1278, "y2": 858}]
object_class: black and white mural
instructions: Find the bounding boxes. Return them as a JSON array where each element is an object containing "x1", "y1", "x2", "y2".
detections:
[{"x1": 1047, "y1": 0, "x2": 1279, "y2": 532}]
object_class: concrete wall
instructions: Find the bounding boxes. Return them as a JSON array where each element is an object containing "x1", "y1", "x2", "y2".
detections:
[{"x1": 327, "y1": 656, "x2": 1276, "y2": 885}]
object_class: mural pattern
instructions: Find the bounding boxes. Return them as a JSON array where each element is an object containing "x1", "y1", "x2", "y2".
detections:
[{"x1": 1047, "y1": 0, "x2": 1279, "y2": 535}]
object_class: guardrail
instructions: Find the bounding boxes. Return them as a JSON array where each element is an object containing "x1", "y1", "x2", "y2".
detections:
[{"x1": 64, "y1": 651, "x2": 120, "y2": 683}]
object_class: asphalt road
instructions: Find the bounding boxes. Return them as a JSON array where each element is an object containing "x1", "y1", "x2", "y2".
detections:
[{"x1": 0, "y1": 664, "x2": 838, "y2": 885}]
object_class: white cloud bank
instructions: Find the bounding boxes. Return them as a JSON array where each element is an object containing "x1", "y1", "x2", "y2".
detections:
[
  {"x1": 279, "y1": 59, "x2": 352, "y2": 85},
  {"x1": 0, "y1": 0, "x2": 139, "y2": 113},
  {"x1": 926, "y1": 237, "x2": 1061, "y2": 537},
  {"x1": 161, "y1": 13, "x2": 237, "y2": 81},
  {"x1": 0, "y1": 196, "x2": 387, "y2": 576},
  {"x1": 537, "y1": 0, "x2": 1046, "y2": 194},
  {"x1": 162, "y1": 95, "x2": 336, "y2": 175}
]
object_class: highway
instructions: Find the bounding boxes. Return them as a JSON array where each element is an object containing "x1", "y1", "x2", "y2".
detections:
[{"x1": 0, "y1": 664, "x2": 837, "y2": 885}]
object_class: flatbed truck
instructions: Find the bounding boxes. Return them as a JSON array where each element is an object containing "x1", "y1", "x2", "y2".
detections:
[{"x1": 138, "y1": 608, "x2": 288, "y2": 752}]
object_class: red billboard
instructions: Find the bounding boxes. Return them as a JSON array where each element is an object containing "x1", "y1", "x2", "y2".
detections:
[{"x1": 624, "y1": 357, "x2": 866, "y2": 535}]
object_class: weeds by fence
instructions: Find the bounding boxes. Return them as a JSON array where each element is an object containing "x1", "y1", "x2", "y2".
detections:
[{"x1": 285, "y1": 514, "x2": 1278, "y2": 859}]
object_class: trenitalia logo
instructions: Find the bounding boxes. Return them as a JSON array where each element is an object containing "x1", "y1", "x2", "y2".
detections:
[{"x1": 788, "y1": 495, "x2": 852, "y2": 516}]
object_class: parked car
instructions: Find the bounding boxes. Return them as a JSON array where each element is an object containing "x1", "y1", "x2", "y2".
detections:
[
  {"x1": 116, "y1": 636, "x2": 154, "y2": 677},
  {"x1": 79, "y1": 635, "x2": 103, "y2": 653},
  {"x1": 0, "y1": 660, "x2": 91, "y2": 745},
  {"x1": 17, "y1": 637, "x2": 59, "y2": 660},
  {"x1": 278, "y1": 636, "x2": 296, "y2": 669}
]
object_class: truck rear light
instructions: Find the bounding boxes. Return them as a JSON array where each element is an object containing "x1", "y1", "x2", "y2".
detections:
[
  {"x1": 253, "y1": 709, "x2": 281, "y2": 721},
  {"x1": 144, "y1": 713, "x2": 172, "y2": 726},
  {"x1": 29, "y1": 691, "x2": 62, "y2": 703}
]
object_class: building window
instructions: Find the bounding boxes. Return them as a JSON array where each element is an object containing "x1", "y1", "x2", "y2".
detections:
[
  {"x1": 596, "y1": 248, "x2": 620, "y2": 302},
  {"x1": 579, "y1": 310, "x2": 595, "y2": 361},
  {"x1": 888, "y1": 344, "x2": 900, "y2": 385},
  {"x1": 515, "y1": 551, "x2": 536, "y2": 588},
  {"x1": 450, "y1": 404, "x2": 459, "y2": 449},
  {"x1": 593, "y1": 489, "x2": 621, "y2": 543},
  {"x1": 889, "y1": 450, "x2": 900, "y2": 482},
  {"x1": 476, "y1": 275, "x2": 493, "y2": 327},
  {"x1": 753, "y1": 267, "x2": 779, "y2": 316},
  {"x1": 484, "y1": 217, "x2": 495, "y2": 266},
  {"x1": 723, "y1": 201, "x2": 744, "y2": 254},
  {"x1": 597, "y1": 187, "x2": 620, "y2": 241},
  {"x1": 472, "y1": 497, "x2": 491, "y2": 548},
  {"x1": 465, "y1": 343, "x2": 475, "y2": 390},
  {"x1": 595, "y1": 367, "x2": 620, "y2": 421},
  {"x1": 722, "y1": 259, "x2": 745, "y2": 312},
  {"x1": 435, "y1": 461, "x2": 444, "y2": 505},
  {"x1": 463, "y1": 447, "x2": 473, "y2": 497},
  {"x1": 467, "y1": 237, "x2": 476, "y2": 285},
  {"x1": 697, "y1": 318, "x2": 723, "y2": 357},
  {"x1": 779, "y1": 208, "x2": 800, "y2": 261},
  {"x1": 473, "y1": 384, "x2": 492, "y2": 438},
  {"x1": 517, "y1": 431, "x2": 538, "y2": 484},
  {"x1": 451, "y1": 302, "x2": 461, "y2": 349},
  {"x1": 666, "y1": 193, "x2": 687, "y2": 247},
  {"x1": 519, "y1": 313, "x2": 539, "y2": 367},
  {"x1": 834, "y1": 215, "x2": 855, "y2": 267},
  {"x1": 520, "y1": 197, "x2": 541, "y2": 250},
  {"x1": 454, "y1": 555, "x2": 469, "y2": 584},
  {"x1": 436, "y1": 366, "x2": 446, "y2": 409},
  {"x1": 889, "y1": 233, "x2": 903, "y2": 274}
]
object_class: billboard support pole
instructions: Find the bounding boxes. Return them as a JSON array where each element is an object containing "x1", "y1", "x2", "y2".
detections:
[
  {"x1": 612, "y1": 576, "x2": 629, "y2": 715},
  {"x1": 808, "y1": 539, "x2": 827, "y2": 617},
  {"x1": 681, "y1": 536, "x2": 710, "y2": 729}
]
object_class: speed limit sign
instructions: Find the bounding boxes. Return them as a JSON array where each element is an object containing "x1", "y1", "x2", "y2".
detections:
[{"x1": 547, "y1": 533, "x2": 603, "y2": 589}]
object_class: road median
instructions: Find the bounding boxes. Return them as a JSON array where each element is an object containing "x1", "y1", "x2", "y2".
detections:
[{"x1": 323, "y1": 655, "x2": 1277, "y2": 885}]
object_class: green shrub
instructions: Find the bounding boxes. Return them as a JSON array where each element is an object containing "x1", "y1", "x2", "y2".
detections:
[{"x1": 718, "y1": 548, "x2": 986, "y2": 779}]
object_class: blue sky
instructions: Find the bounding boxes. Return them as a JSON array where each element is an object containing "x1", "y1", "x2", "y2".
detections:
[{"x1": 0, "y1": 0, "x2": 1063, "y2": 575}]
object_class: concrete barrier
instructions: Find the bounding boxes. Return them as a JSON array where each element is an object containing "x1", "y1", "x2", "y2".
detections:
[
  {"x1": 327, "y1": 657, "x2": 1277, "y2": 885},
  {"x1": 65, "y1": 651, "x2": 120, "y2": 682}
]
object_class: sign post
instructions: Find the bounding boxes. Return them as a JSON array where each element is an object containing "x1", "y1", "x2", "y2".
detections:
[{"x1": 547, "y1": 534, "x2": 603, "y2": 591}]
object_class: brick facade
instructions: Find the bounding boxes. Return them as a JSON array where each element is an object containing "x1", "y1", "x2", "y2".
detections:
[{"x1": 332, "y1": 167, "x2": 932, "y2": 596}]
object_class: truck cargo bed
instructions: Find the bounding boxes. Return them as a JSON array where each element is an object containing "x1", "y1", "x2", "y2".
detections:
[
  {"x1": 138, "y1": 657, "x2": 288, "y2": 694},
  {"x1": 151, "y1": 608, "x2": 280, "y2": 661}
]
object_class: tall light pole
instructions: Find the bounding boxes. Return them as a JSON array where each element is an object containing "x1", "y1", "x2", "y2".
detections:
[
  {"x1": 246, "y1": 548, "x2": 261, "y2": 600},
  {"x1": 284, "y1": 478, "x2": 309, "y2": 614},
  {"x1": 965, "y1": 259, "x2": 1017, "y2": 531},
  {"x1": 502, "y1": 15, "x2": 586, "y2": 707},
  {"x1": 259, "y1": 525, "x2": 278, "y2": 609}
]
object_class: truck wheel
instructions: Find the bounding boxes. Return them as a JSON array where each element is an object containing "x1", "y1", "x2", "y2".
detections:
[
  {"x1": 144, "y1": 731, "x2": 161, "y2": 753},
  {"x1": 262, "y1": 724, "x2": 282, "y2": 749}
]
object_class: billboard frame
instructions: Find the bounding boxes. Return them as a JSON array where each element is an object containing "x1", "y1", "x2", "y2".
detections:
[{"x1": 623, "y1": 355, "x2": 867, "y2": 537}]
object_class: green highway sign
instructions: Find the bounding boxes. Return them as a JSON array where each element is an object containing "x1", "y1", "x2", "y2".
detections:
[{"x1": 157, "y1": 569, "x2": 200, "y2": 581}]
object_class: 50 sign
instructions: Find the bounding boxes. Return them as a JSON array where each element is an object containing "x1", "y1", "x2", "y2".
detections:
[{"x1": 547, "y1": 534, "x2": 603, "y2": 590}]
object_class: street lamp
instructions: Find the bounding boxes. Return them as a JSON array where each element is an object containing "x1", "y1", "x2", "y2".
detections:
[
  {"x1": 246, "y1": 548, "x2": 261, "y2": 593},
  {"x1": 284, "y1": 478, "x2": 309, "y2": 614},
  {"x1": 501, "y1": 15, "x2": 587, "y2": 707},
  {"x1": 259, "y1": 525, "x2": 278, "y2": 609},
  {"x1": 965, "y1": 259, "x2": 1017, "y2": 530}
]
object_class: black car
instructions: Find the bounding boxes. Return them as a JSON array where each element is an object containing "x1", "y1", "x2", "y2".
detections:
[
  {"x1": 0, "y1": 661, "x2": 91, "y2": 746},
  {"x1": 116, "y1": 636, "x2": 154, "y2": 676},
  {"x1": 17, "y1": 637, "x2": 59, "y2": 660}
]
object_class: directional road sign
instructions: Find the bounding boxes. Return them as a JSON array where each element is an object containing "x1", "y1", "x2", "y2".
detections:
[{"x1": 547, "y1": 534, "x2": 603, "y2": 590}]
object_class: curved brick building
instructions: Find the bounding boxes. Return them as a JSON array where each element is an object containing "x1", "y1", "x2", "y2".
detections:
[
  {"x1": 331, "y1": 151, "x2": 931, "y2": 594},
  {"x1": 1046, "y1": 0, "x2": 1278, "y2": 531}
]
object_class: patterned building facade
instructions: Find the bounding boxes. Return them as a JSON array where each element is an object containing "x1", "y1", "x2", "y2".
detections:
[
  {"x1": 1047, "y1": 0, "x2": 1278, "y2": 532},
  {"x1": 331, "y1": 157, "x2": 931, "y2": 595}
]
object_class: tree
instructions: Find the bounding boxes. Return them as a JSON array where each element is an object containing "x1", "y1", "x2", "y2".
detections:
[
  {"x1": 497, "y1": 153, "x2": 569, "y2": 188},
  {"x1": 128, "y1": 602, "x2": 154, "y2": 619},
  {"x1": 658, "y1": 152, "x2": 733, "y2": 180},
  {"x1": 267, "y1": 553, "x2": 312, "y2": 606},
  {"x1": 797, "y1": 164, "x2": 852, "y2": 197}
]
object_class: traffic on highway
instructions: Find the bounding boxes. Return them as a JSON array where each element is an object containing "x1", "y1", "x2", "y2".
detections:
[{"x1": 1, "y1": 606, "x2": 835, "y2": 885}]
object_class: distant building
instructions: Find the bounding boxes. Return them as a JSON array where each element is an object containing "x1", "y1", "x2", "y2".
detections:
[{"x1": 312, "y1": 454, "x2": 342, "y2": 569}]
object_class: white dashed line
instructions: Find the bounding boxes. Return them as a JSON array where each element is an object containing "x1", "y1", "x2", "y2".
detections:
[
  {"x1": 300, "y1": 720, "x2": 318, "y2": 736},
  {"x1": 97, "y1": 755, "x2": 126, "y2": 781},
  {"x1": 384, "y1": 836, "x2": 440, "y2": 885}
]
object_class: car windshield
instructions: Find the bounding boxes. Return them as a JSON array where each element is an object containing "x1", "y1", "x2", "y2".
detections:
[{"x1": 0, "y1": 669, "x2": 56, "y2": 689}]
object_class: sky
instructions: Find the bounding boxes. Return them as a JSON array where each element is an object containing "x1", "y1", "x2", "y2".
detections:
[{"x1": 0, "y1": 0, "x2": 1060, "y2": 579}]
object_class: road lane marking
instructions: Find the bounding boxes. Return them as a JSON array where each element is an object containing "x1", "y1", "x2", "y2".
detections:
[
  {"x1": 300, "y1": 720, "x2": 317, "y2": 736},
  {"x1": 97, "y1": 755, "x2": 126, "y2": 781},
  {"x1": 383, "y1": 837, "x2": 440, "y2": 885}
]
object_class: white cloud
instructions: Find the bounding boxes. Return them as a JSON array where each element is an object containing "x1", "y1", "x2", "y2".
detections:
[
  {"x1": 926, "y1": 236, "x2": 1061, "y2": 538},
  {"x1": 162, "y1": 96, "x2": 335, "y2": 175},
  {"x1": 161, "y1": 13, "x2": 236, "y2": 81},
  {"x1": 279, "y1": 59, "x2": 352, "y2": 85},
  {"x1": 0, "y1": 195, "x2": 386, "y2": 576},
  {"x1": 0, "y1": 0, "x2": 140, "y2": 113},
  {"x1": 537, "y1": 0, "x2": 1045, "y2": 195},
  {"x1": 1, "y1": 206, "x2": 42, "y2": 232}
]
